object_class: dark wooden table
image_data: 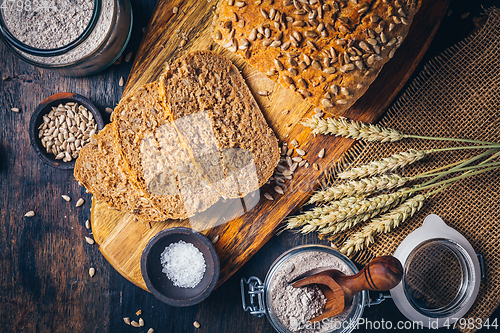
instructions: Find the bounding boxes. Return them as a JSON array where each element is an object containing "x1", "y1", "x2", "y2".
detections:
[{"x1": 1, "y1": 1, "x2": 498, "y2": 332}]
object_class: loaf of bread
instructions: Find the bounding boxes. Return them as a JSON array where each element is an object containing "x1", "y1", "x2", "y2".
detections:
[
  {"x1": 213, "y1": 0, "x2": 420, "y2": 114},
  {"x1": 75, "y1": 51, "x2": 280, "y2": 221},
  {"x1": 74, "y1": 124, "x2": 168, "y2": 221}
]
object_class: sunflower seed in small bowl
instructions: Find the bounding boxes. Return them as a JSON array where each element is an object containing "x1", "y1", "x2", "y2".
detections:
[{"x1": 29, "y1": 92, "x2": 104, "y2": 169}]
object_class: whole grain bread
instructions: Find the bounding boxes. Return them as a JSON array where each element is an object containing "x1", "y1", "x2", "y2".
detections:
[
  {"x1": 213, "y1": 0, "x2": 421, "y2": 115},
  {"x1": 159, "y1": 50, "x2": 280, "y2": 198},
  {"x1": 77, "y1": 52, "x2": 279, "y2": 220},
  {"x1": 74, "y1": 124, "x2": 167, "y2": 222},
  {"x1": 112, "y1": 82, "x2": 188, "y2": 219}
]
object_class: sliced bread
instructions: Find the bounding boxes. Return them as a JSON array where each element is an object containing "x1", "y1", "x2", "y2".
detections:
[
  {"x1": 74, "y1": 124, "x2": 167, "y2": 222},
  {"x1": 159, "y1": 50, "x2": 280, "y2": 199},
  {"x1": 112, "y1": 82, "x2": 188, "y2": 219}
]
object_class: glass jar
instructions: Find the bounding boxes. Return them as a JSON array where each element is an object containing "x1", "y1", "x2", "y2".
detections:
[
  {"x1": 390, "y1": 214, "x2": 484, "y2": 328},
  {"x1": 241, "y1": 245, "x2": 368, "y2": 333},
  {"x1": 0, "y1": 0, "x2": 132, "y2": 76}
]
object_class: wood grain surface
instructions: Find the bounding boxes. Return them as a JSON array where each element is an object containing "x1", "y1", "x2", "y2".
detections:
[
  {"x1": 2, "y1": 1, "x2": 500, "y2": 332},
  {"x1": 92, "y1": 0, "x2": 450, "y2": 292}
]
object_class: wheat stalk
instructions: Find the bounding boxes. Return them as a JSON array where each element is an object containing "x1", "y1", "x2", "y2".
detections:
[
  {"x1": 298, "y1": 188, "x2": 410, "y2": 234},
  {"x1": 309, "y1": 174, "x2": 408, "y2": 204},
  {"x1": 318, "y1": 192, "x2": 412, "y2": 237},
  {"x1": 338, "y1": 149, "x2": 427, "y2": 179},
  {"x1": 303, "y1": 116, "x2": 494, "y2": 145},
  {"x1": 285, "y1": 196, "x2": 365, "y2": 230},
  {"x1": 302, "y1": 116, "x2": 404, "y2": 142},
  {"x1": 340, "y1": 194, "x2": 428, "y2": 256}
]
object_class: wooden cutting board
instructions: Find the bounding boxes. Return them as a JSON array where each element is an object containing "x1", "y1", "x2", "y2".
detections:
[{"x1": 91, "y1": 0, "x2": 449, "y2": 291}]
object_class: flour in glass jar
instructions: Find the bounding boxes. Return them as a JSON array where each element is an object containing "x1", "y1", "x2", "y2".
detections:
[
  {"x1": 1, "y1": 0, "x2": 94, "y2": 49},
  {"x1": 269, "y1": 251, "x2": 354, "y2": 332}
]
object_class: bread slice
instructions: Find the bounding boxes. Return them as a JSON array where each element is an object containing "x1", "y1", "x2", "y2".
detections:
[
  {"x1": 112, "y1": 82, "x2": 188, "y2": 219},
  {"x1": 213, "y1": 0, "x2": 420, "y2": 115},
  {"x1": 159, "y1": 50, "x2": 280, "y2": 199},
  {"x1": 74, "y1": 124, "x2": 167, "y2": 222},
  {"x1": 154, "y1": 121, "x2": 221, "y2": 217}
]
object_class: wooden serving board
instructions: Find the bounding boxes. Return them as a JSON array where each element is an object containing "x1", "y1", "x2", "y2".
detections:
[{"x1": 91, "y1": 0, "x2": 449, "y2": 291}]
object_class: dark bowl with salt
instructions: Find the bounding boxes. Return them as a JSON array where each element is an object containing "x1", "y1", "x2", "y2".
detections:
[{"x1": 141, "y1": 227, "x2": 220, "y2": 307}]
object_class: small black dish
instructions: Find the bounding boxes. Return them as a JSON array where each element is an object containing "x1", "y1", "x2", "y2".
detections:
[
  {"x1": 141, "y1": 227, "x2": 220, "y2": 307},
  {"x1": 29, "y1": 92, "x2": 104, "y2": 169}
]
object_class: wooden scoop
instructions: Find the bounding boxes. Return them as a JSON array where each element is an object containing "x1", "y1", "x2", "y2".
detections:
[{"x1": 292, "y1": 256, "x2": 403, "y2": 323}]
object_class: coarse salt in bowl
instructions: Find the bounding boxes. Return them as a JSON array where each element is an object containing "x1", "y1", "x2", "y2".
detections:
[{"x1": 141, "y1": 227, "x2": 220, "y2": 307}]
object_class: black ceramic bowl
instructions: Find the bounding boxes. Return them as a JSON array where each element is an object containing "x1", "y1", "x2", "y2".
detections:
[
  {"x1": 141, "y1": 227, "x2": 220, "y2": 307},
  {"x1": 29, "y1": 92, "x2": 104, "y2": 169}
]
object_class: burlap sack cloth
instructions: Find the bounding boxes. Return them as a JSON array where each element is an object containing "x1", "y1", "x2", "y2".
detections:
[{"x1": 330, "y1": 8, "x2": 500, "y2": 332}]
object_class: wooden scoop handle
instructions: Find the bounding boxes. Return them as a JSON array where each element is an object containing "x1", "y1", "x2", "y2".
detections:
[{"x1": 336, "y1": 256, "x2": 403, "y2": 301}]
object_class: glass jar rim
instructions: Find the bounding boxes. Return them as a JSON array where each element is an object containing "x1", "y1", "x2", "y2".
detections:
[{"x1": 0, "y1": 0, "x2": 101, "y2": 57}]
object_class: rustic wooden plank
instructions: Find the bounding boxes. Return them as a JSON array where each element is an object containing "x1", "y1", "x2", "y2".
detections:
[{"x1": 93, "y1": 0, "x2": 450, "y2": 291}]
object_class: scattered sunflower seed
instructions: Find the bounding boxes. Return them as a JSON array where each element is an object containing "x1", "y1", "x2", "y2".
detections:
[
  {"x1": 24, "y1": 211, "x2": 35, "y2": 217},
  {"x1": 318, "y1": 148, "x2": 325, "y2": 158},
  {"x1": 173, "y1": 6, "x2": 179, "y2": 14},
  {"x1": 313, "y1": 163, "x2": 319, "y2": 170},
  {"x1": 125, "y1": 52, "x2": 133, "y2": 63},
  {"x1": 193, "y1": 321, "x2": 201, "y2": 329},
  {"x1": 123, "y1": 317, "x2": 131, "y2": 325},
  {"x1": 296, "y1": 149, "x2": 306, "y2": 156},
  {"x1": 147, "y1": 329, "x2": 154, "y2": 333},
  {"x1": 85, "y1": 219, "x2": 91, "y2": 229},
  {"x1": 264, "y1": 193, "x2": 274, "y2": 201},
  {"x1": 105, "y1": 107, "x2": 113, "y2": 114},
  {"x1": 62, "y1": 195, "x2": 71, "y2": 202},
  {"x1": 275, "y1": 185, "x2": 284, "y2": 195},
  {"x1": 11, "y1": 107, "x2": 20, "y2": 113},
  {"x1": 139, "y1": 318, "x2": 145, "y2": 327},
  {"x1": 461, "y1": 12, "x2": 470, "y2": 19},
  {"x1": 85, "y1": 236, "x2": 95, "y2": 245},
  {"x1": 89, "y1": 267, "x2": 95, "y2": 277},
  {"x1": 291, "y1": 139, "x2": 299, "y2": 147},
  {"x1": 211, "y1": 235, "x2": 220, "y2": 244},
  {"x1": 76, "y1": 198, "x2": 85, "y2": 207},
  {"x1": 136, "y1": 310, "x2": 142, "y2": 316},
  {"x1": 131, "y1": 321, "x2": 140, "y2": 328},
  {"x1": 257, "y1": 90, "x2": 269, "y2": 96},
  {"x1": 119, "y1": 76, "x2": 125, "y2": 86}
]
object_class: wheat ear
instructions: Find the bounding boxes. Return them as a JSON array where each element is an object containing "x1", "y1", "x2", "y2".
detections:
[
  {"x1": 285, "y1": 196, "x2": 365, "y2": 230},
  {"x1": 338, "y1": 149, "x2": 427, "y2": 179},
  {"x1": 308, "y1": 174, "x2": 408, "y2": 204},
  {"x1": 299, "y1": 188, "x2": 410, "y2": 234},
  {"x1": 340, "y1": 194, "x2": 428, "y2": 256},
  {"x1": 302, "y1": 116, "x2": 404, "y2": 142},
  {"x1": 318, "y1": 191, "x2": 412, "y2": 237}
]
